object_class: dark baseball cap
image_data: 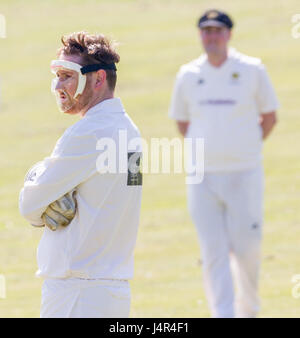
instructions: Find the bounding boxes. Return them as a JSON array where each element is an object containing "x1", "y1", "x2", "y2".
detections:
[{"x1": 197, "y1": 9, "x2": 234, "y2": 29}]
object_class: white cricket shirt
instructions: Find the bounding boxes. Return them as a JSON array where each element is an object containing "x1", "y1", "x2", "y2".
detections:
[
  {"x1": 169, "y1": 48, "x2": 279, "y2": 172},
  {"x1": 19, "y1": 98, "x2": 143, "y2": 280}
]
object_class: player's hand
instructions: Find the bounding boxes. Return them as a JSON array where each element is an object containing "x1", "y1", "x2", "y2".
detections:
[{"x1": 42, "y1": 190, "x2": 77, "y2": 231}]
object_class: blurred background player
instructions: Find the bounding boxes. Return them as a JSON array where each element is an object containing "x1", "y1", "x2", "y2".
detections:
[
  {"x1": 19, "y1": 32, "x2": 143, "y2": 318},
  {"x1": 169, "y1": 9, "x2": 278, "y2": 317}
]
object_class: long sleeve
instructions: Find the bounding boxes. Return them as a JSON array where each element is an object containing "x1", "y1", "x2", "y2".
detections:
[{"x1": 19, "y1": 127, "x2": 99, "y2": 226}]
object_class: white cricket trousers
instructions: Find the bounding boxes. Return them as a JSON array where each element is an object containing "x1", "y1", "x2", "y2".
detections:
[
  {"x1": 187, "y1": 166, "x2": 264, "y2": 318},
  {"x1": 40, "y1": 278, "x2": 131, "y2": 318}
]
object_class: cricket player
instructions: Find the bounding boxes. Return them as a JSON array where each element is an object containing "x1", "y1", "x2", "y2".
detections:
[
  {"x1": 169, "y1": 9, "x2": 278, "y2": 317},
  {"x1": 19, "y1": 32, "x2": 143, "y2": 318}
]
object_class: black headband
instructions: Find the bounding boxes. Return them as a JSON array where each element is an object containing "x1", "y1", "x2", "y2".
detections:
[{"x1": 80, "y1": 63, "x2": 117, "y2": 74}]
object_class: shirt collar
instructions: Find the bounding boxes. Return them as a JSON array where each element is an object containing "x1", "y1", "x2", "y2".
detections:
[{"x1": 84, "y1": 97, "x2": 125, "y2": 117}]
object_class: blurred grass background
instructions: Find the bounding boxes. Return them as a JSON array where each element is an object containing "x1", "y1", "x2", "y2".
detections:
[{"x1": 0, "y1": 0, "x2": 299, "y2": 317}]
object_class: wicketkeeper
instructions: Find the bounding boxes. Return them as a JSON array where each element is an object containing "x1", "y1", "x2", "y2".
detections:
[{"x1": 19, "y1": 32, "x2": 143, "y2": 318}]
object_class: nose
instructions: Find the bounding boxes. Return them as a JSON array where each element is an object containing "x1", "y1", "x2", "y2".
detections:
[
  {"x1": 207, "y1": 31, "x2": 220, "y2": 39},
  {"x1": 55, "y1": 79, "x2": 63, "y2": 91},
  {"x1": 51, "y1": 77, "x2": 63, "y2": 93}
]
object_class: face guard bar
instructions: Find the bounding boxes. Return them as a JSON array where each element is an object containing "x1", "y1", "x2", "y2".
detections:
[{"x1": 50, "y1": 60, "x2": 117, "y2": 98}]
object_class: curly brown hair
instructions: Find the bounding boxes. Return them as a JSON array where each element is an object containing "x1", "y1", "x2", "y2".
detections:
[{"x1": 58, "y1": 32, "x2": 120, "y2": 91}]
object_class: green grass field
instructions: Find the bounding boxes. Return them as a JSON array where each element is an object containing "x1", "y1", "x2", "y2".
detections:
[{"x1": 0, "y1": 0, "x2": 300, "y2": 317}]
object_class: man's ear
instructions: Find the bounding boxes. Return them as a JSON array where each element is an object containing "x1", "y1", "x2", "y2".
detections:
[{"x1": 95, "y1": 69, "x2": 106, "y2": 89}]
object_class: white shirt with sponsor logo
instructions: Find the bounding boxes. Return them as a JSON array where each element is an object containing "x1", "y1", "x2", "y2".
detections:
[
  {"x1": 169, "y1": 48, "x2": 279, "y2": 172},
  {"x1": 19, "y1": 98, "x2": 143, "y2": 280}
]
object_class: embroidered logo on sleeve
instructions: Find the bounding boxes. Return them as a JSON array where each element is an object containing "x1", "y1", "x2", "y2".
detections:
[
  {"x1": 127, "y1": 152, "x2": 143, "y2": 186},
  {"x1": 24, "y1": 161, "x2": 46, "y2": 183}
]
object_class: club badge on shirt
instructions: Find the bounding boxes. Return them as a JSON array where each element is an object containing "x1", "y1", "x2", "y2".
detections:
[
  {"x1": 127, "y1": 152, "x2": 143, "y2": 186},
  {"x1": 230, "y1": 72, "x2": 240, "y2": 84}
]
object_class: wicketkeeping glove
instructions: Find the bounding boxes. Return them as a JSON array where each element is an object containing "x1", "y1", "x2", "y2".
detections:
[{"x1": 42, "y1": 190, "x2": 77, "y2": 231}]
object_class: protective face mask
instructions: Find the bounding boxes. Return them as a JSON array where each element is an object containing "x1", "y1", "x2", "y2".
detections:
[
  {"x1": 50, "y1": 59, "x2": 117, "y2": 112},
  {"x1": 51, "y1": 60, "x2": 87, "y2": 98},
  {"x1": 51, "y1": 60, "x2": 87, "y2": 112}
]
